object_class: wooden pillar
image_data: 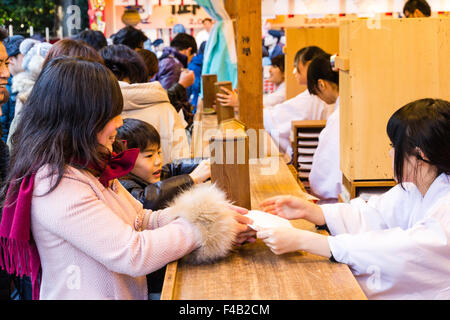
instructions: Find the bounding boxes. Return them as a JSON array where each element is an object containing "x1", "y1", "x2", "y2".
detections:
[{"x1": 226, "y1": 0, "x2": 264, "y2": 157}]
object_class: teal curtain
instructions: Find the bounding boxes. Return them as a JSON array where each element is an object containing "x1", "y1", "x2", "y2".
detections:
[{"x1": 195, "y1": 0, "x2": 238, "y2": 92}]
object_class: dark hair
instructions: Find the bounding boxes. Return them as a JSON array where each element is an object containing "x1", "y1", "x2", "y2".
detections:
[
  {"x1": 268, "y1": 29, "x2": 283, "y2": 42},
  {"x1": 116, "y1": 118, "x2": 161, "y2": 152},
  {"x1": 137, "y1": 48, "x2": 159, "y2": 78},
  {"x1": 294, "y1": 46, "x2": 326, "y2": 67},
  {"x1": 403, "y1": 0, "x2": 431, "y2": 17},
  {"x1": 5, "y1": 57, "x2": 123, "y2": 199},
  {"x1": 307, "y1": 53, "x2": 339, "y2": 96},
  {"x1": 73, "y1": 30, "x2": 107, "y2": 51},
  {"x1": 202, "y1": 18, "x2": 213, "y2": 24},
  {"x1": 113, "y1": 26, "x2": 148, "y2": 50},
  {"x1": 387, "y1": 98, "x2": 450, "y2": 185},
  {"x1": 170, "y1": 33, "x2": 197, "y2": 55},
  {"x1": 262, "y1": 45, "x2": 268, "y2": 58},
  {"x1": 0, "y1": 28, "x2": 8, "y2": 42},
  {"x1": 42, "y1": 39, "x2": 103, "y2": 69},
  {"x1": 270, "y1": 54, "x2": 285, "y2": 73},
  {"x1": 100, "y1": 44, "x2": 148, "y2": 84}
]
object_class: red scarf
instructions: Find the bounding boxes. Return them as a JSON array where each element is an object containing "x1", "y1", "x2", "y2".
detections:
[{"x1": 0, "y1": 148, "x2": 139, "y2": 299}]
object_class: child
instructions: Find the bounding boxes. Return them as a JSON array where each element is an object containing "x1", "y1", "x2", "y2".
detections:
[
  {"x1": 114, "y1": 117, "x2": 211, "y2": 298},
  {"x1": 258, "y1": 98, "x2": 450, "y2": 299},
  {"x1": 115, "y1": 118, "x2": 210, "y2": 211}
]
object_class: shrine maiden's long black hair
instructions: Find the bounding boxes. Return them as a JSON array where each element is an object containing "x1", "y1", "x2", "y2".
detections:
[{"x1": 387, "y1": 98, "x2": 450, "y2": 184}]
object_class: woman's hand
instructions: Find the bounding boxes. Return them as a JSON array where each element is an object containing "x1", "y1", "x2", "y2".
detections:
[
  {"x1": 257, "y1": 226, "x2": 331, "y2": 257},
  {"x1": 189, "y1": 159, "x2": 211, "y2": 184},
  {"x1": 228, "y1": 204, "x2": 256, "y2": 246},
  {"x1": 216, "y1": 87, "x2": 239, "y2": 111},
  {"x1": 259, "y1": 195, "x2": 326, "y2": 226}
]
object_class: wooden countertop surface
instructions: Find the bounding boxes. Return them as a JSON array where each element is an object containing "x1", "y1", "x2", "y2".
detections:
[{"x1": 161, "y1": 156, "x2": 367, "y2": 300}]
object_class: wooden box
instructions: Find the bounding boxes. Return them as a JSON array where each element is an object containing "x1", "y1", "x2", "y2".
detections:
[
  {"x1": 209, "y1": 126, "x2": 251, "y2": 209},
  {"x1": 339, "y1": 17, "x2": 450, "y2": 182},
  {"x1": 202, "y1": 74, "x2": 217, "y2": 111},
  {"x1": 215, "y1": 81, "x2": 235, "y2": 124}
]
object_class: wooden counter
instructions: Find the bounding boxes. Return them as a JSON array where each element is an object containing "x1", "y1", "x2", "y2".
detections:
[
  {"x1": 161, "y1": 156, "x2": 367, "y2": 300},
  {"x1": 191, "y1": 107, "x2": 281, "y2": 160}
]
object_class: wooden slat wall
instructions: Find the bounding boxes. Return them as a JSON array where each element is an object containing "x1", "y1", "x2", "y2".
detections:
[
  {"x1": 339, "y1": 17, "x2": 450, "y2": 181},
  {"x1": 285, "y1": 27, "x2": 340, "y2": 100}
]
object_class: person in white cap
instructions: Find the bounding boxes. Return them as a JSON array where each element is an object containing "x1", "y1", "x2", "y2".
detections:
[{"x1": 7, "y1": 39, "x2": 52, "y2": 148}]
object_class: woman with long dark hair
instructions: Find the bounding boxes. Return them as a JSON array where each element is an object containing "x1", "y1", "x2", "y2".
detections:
[
  {"x1": 257, "y1": 98, "x2": 450, "y2": 299},
  {"x1": 0, "y1": 57, "x2": 254, "y2": 300}
]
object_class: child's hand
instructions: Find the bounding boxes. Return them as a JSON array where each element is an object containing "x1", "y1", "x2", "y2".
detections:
[{"x1": 189, "y1": 159, "x2": 211, "y2": 184}]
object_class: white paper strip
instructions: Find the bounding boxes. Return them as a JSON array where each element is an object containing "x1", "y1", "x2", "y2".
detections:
[{"x1": 245, "y1": 210, "x2": 293, "y2": 230}]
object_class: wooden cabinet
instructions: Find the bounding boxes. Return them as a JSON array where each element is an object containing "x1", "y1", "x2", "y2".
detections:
[
  {"x1": 339, "y1": 17, "x2": 450, "y2": 186},
  {"x1": 291, "y1": 120, "x2": 327, "y2": 192}
]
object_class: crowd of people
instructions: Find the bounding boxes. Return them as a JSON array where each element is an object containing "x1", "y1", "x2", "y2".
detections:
[
  {"x1": 0, "y1": 20, "x2": 256, "y2": 300},
  {"x1": 0, "y1": 0, "x2": 448, "y2": 301}
]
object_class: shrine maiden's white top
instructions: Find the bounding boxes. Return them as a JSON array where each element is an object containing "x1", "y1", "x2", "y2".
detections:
[
  {"x1": 322, "y1": 173, "x2": 450, "y2": 299},
  {"x1": 263, "y1": 89, "x2": 333, "y2": 157},
  {"x1": 263, "y1": 81, "x2": 286, "y2": 108},
  {"x1": 309, "y1": 97, "x2": 341, "y2": 201}
]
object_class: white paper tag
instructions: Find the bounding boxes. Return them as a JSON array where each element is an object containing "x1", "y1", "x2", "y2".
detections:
[{"x1": 245, "y1": 210, "x2": 293, "y2": 230}]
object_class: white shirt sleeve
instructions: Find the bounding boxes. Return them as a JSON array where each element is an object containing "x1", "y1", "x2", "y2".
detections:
[
  {"x1": 322, "y1": 186, "x2": 450, "y2": 299},
  {"x1": 263, "y1": 91, "x2": 316, "y2": 154},
  {"x1": 327, "y1": 210, "x2": 450, "y2": 293},
  {"x1": 263, "y1": 82, "x2": 286, "y2": 108},
  {"x1": 322, "y1": 182, "x2": 419, "y2": 235}
]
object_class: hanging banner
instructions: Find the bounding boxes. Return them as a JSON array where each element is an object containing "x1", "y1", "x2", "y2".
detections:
[
  {"x1": 266, "y1": 14, "x2": 342, "y2": 28},
  {"x1": 88, "y1": 0, "x2": 106, "y2": 34},
  {"x1": 261, "y1": 0, "x2": 450, "y2": 16},
  {"x1": 114, "y1": 4, "x2": 210, "y2": 29},
  {"x1": 114, "y1": 0, "x2": 135, "y2": 5}
]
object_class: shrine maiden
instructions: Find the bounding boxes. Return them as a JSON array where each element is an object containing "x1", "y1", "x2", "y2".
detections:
[
  {"x1": 258, "y1": 98, "x2": 450, "y2": 299},
  {"x1": 307, "y1": 54, "x2": 340, "y2": 202},
  {"x1": 263, "y1": 46, "x2": 334, "y2": 159}
]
